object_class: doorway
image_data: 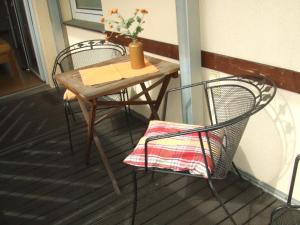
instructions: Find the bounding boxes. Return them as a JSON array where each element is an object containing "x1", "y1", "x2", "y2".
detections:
[{"x1": 0, "y1": 0, "x2": 43, "y2": 97}]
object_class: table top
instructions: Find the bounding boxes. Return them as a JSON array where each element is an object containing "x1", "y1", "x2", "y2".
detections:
[{"x1": 55, "y1": 55, "x2": 179, "y2": 102}]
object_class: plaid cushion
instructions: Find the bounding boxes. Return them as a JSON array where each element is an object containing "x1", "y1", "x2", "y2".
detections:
[{"x1": 124, "y1": 120, "x2": 224, "y2": 177}]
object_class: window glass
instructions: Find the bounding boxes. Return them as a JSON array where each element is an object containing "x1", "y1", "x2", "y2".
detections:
[
  {"x1": 75, "y1": 0, "x2": 102, "y2": 11},
  {"x1": 70, "y1": 0, "x2": 102, "y2": 22}
]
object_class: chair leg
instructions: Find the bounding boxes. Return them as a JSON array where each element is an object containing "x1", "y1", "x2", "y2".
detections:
[
  {"x1": 151, "y1": 170, "x2": 155, "y2": 180},
  {"x1": 132, "y1": 170, "x2": 138, "y2": 225},
  {"x1": 63, "y1": 101, "x2": 74, "y2": 154},
  {"x1": 124, "y1": 106, "x2": 134, "y2": 146},
  {"x1": 207, "y1": 179, "x2": 238, "y2": 225},
  {"x1": 66, "y1": 101, "x2": 76, "y2": 122},
  {"x1": 232, "y1": 162, "x2": 243, "y2": 180},
  {"x1": 122, "y1": 89, "x2": 134, "y2": 146},
  {"x1": 125, "y1": 88, "x2": 132, "y2": 116}
]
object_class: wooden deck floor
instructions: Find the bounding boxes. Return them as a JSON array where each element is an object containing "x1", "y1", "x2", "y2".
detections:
[{"x1": 0, "y1": 89, "x2": 283, "y2": 225}]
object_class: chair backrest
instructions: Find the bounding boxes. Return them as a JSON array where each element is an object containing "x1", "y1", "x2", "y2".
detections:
[
  {"x1": 51, "y1": 39, "x2": 126, "y2": 90},
  {"x1": 202, "y1": 75, "x2": 276, "y2": 178},
  {"x1": 270, "y1": 155, "x2": 300, "y2": 225}
]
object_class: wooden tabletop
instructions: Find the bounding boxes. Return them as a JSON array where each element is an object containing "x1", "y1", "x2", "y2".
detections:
[{"x1": 55, "y1": 55, "x2": 179, "y2": 102}]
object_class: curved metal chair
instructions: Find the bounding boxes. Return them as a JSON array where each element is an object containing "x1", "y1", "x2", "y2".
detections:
[
  {"x1": 270, "y1": 154, "x2": 300, "y2": 225},
  {"x1": 124, "y1": 75, "x2": 277, "y2": 225},
  {"x1": 52, "y1": 39, "x2": 131, "y2": 158}
]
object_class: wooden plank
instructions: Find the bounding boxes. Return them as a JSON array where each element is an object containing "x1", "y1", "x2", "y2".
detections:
[
  {"x1": 92, "y1": 175, "x2": 198, "y2": 225},
  {"x1": 47, "y1": 174, "x2": 177, "y2": 225},
  {"x1": 0, "y1": 120, "x2": 128, "y2": 187},
  {"x1": 1, "y1": 127, "x2": 143, "y2": 213},
  {"x1": 1, "y1": 142, "x2": 136, "y2": 225},
  {"x1": 0, "y1": 112, "x2": 142, "y2": 181},
  {"x1": 168, "y1": 177, "x2": 249, "y2": 225},
  {"x1": 5, "y1": 132, "x2": 143, "y2": 224},
  {"x1": 0, "y1": 126, "x2": 141, "y2": 197},
  {"x1": 0, "y1": 125, "x2": 145, "y2": 224},
  {"x1": 191, "y1": 185, "x2": 263, "y2": 225},
  {"x1": 202, "y1": 51, "x2": 300, "y2": 94},
  {"x1": 243, "y1": 200, "x2": 283, "y2": 225},
  {"x1": 218, "y1": 192, "x2": 278, "y2": 225},
  {"x1": 143, "y1": 176, "x2": 239, "y2": 225}
]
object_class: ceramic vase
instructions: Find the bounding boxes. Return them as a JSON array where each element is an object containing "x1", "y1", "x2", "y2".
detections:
[{"x1": 129, "y1": 39, "x2": 145, "y2": 69}]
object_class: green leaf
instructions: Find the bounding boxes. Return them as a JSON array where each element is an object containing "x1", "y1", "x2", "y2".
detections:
[
  {"x1": 136, "y1": 16, "x2": 142, "y2": 23},
  {"x1": 126, "y1": 18, "x2": 135, "y2": 28},
  {"x1": 136, "y1": 26, "x2": 143, "y2": 33}
]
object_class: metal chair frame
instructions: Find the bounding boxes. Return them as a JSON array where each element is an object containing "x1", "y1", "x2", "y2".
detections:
[
  {"x1": 131, "y1": 75, "x2": 277, "y2": 225},
  {"x1": 52, "y1": 39, "x2": 133, "y2": 156},
  {"x1": 270, "y1": 154, "x2": 300, "y2": 225}
]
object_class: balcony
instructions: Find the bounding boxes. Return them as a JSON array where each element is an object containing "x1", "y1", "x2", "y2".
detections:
[{"x1": 1, "y1": 1, "x2": 299, "y2": 224}]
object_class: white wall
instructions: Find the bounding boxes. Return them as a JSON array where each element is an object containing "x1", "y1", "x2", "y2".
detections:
[
  {"x1": 199, "y1": 0, "x2": 300, "y2": 201},
  {"x1": 66, "y1": 26, "x2": 105, "y2": 45},
  {"x1": 63, "y1": 0, "x2": 300, "y2": 201},
  {"x1": 102, "y1": 0, "x2": 178, "y2": 44},
  {"x1": 200, "y1": 0, "x2": 300, "y2": 72},
  {"x1": 236, "y1": 88, "x2": 300, "y2": 201},
  {"x1": 31, "y1": 0, "x2": 58, "y2": 86},
  {"x1": 101, "y1": 0, "x2": 181, "y2": 121}
]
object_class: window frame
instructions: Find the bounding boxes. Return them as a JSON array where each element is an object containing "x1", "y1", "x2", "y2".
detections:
[{"x1": 70, "y1": 0, "x2": 102, "y2": 23}]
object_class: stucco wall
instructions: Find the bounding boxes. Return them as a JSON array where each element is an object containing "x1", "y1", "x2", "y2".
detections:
[
  {"x1": 102, "y1": 0, "x2": 177, "y2": 44},
  {"x1": 62, "y1": 0, "x2": 300, "y2": 201},
  {"x1": 199, "y1": 0, "x2": 300, "y2": 202},
  {"x1": 200, "y1": 0, "x2": 300, "y2": 72}
]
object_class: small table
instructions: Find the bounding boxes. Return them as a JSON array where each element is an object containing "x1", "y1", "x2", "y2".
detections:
[{"x1": 55, "y1": 55, "x2": 179, "y2": 194}]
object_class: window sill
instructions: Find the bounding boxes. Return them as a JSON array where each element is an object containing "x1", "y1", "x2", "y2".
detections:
[{"x1": 64, "y1": 19, "x2": 105, "y2": 33}]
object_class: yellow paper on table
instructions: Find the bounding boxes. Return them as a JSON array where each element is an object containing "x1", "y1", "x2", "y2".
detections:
[
  {"x1": 114, "y1": 61, "x2": 159, "y2": 79},
  {"x1": 79, "y1": 60, "x2": 159, "y2": 86},
  {"x1": 80, "y1": 64, "x2": 121, "y2": 86}
]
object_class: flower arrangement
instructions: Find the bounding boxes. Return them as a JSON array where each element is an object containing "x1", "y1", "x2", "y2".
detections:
[{"x1": 101, "y1": 8, "x2": 148, "y2": 41}]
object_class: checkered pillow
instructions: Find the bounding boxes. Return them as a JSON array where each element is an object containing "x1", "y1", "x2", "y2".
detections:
[{"x1": 124, "y1": 120, "x2": 224, "y2": 177}]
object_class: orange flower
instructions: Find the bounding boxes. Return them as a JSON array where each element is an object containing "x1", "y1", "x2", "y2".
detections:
[
  {"x1": 100, "y1": 17, "x2": 105, "y2": 23},
  {"x1": 140, "y1": 9, "x2": 148, "y2": 14},
  {"x1": 104, "y1": 34, "x2": 109, "y2": 41},
  {"x1": 110, "y1": 8, "x2": 118, "y2": 15}
]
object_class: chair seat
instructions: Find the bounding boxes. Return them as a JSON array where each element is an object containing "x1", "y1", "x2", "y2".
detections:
[
  {"x1": 63, "y1": 89, "x2": 77, "y2": 101},
  {"x1": 0, "y1": 39, "x2": 11, "y2": 54},
  {"x1": 271, "y1": 207, "x2": 300, "y2": 225},
  {"x1": 124, "y1": 120, "x2": 224, "y2": 177}
]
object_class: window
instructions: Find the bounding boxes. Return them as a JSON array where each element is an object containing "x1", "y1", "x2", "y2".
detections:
[{"x1": 70, "y1": 0, "x2": 102, "y2": 22}]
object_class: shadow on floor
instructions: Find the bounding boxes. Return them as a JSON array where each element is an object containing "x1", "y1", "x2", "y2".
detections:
[{"x1": 0, "y1": 64, "x2": 43, "y2": 97}]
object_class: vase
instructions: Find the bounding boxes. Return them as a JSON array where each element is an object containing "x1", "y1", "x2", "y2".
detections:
[{"x1": 129, "y1": 39, "x2": 145, "y2": 69}]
